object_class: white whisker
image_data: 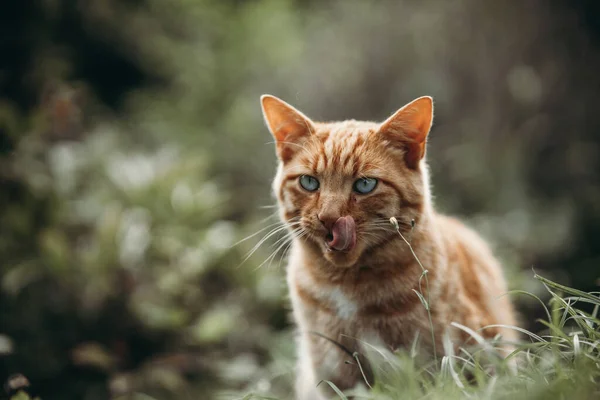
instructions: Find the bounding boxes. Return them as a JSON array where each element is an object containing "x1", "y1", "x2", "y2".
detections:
[
  {"x1": 231, "y1": 220, "x2": 285, "y2": 248},
  {"x1": 258, "y1": 204, "x2": 279, "y2": 210},
  {"x1": 257, "y1": 228, "x2": 307, "y2": 271},
  {"x1": 240, "y1": 222, "x2": 298, "y2": 264}
]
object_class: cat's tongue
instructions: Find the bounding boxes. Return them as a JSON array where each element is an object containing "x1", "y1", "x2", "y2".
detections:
[{"x1": 328, "y1": 216, "x2": 356, "y2": 252}]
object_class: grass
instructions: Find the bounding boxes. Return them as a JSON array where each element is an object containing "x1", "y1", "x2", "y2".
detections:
[
  {"x1": 7, "y1": 274, "x2": 599, "y2": 400},
  {"x1": 235, "y1": 273, "x2": 599, "y2": 400}
]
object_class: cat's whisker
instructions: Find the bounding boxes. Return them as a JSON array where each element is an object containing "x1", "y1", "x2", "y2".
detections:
[
  {"x1": 269, "y1": 225, "x2": 303, "y2": 250},
  {"x1": 257, "y1": 228, "x2": 307, "y2": 271},
  {"x1": 369, "y1": 220, "x2": 412, "y2": 232},
  {"x1": 258, "y1": 204, "x2": 279, "y2": 210},
  {"x1": 373, "y1": 217, "x2": 412, "y2": 225},
  {"x1": 254, "y1": 210, "x2": 280, "y2": 224},
  {"x1": 365, "y1": 226, "x2": 395, "y2": 233},
  {"x1": 241, "y1": 222, "x2": 301, "y2": 264},
  {"x1": 231, "y1": 220, "x2": 286, "y2": 248},
  {"x1": 360, "y1": 231, "x2": 388, "y2": 246},
  {"x1": 364, "y1": 223, "x2": 396, "y2": 231},
  {"x1": 361, "y1": 230, "x2": 387, "y2": 238},
  {"x1": 365, "y1": 221, "x2": 395, "y2": 228},
  {"x1": 231, "y1": 209, "x2": 294, "y2": 249},
  {"x1": 269, "y1": 231, "x2": 307, "y2": 271}
]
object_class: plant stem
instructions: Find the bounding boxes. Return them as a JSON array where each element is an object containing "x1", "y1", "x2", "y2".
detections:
[{"x1": 390, "y1": 217, "x2": 437, "y2": 362}]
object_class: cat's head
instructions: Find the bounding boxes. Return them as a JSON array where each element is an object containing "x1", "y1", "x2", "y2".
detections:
[{"x1": 261, "y1": 95, "x2": 434, "y2": 268}]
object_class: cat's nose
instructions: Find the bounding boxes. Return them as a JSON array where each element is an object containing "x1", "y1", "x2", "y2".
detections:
[{"x1": 318, "y1": 212, "x2": 339, "y2": 231}]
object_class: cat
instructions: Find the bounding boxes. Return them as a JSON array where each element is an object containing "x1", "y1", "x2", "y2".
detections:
[{"x1": 260, "y1": 94, "x2": 517, "y2": 400}]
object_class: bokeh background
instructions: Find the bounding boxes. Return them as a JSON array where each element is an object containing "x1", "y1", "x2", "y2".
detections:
[{"x1": 1, "y1": 0, "x2": 599, "y2": 399}]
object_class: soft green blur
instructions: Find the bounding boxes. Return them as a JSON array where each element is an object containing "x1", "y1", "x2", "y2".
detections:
[{"x1": 1, "y1": 1, "x2": 599, "y2": 399}]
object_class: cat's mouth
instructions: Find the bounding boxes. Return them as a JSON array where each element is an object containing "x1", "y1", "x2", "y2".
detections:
[{"x1": 324, "y1": 216, "x2": 357, "y2": 253}]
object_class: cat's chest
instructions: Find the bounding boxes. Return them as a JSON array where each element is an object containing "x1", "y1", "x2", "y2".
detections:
[
  {"x1": 291, "y1": 277, "x2": 360, "y2": 322},
  {"x1": 291, "y1": 267, "x2": 417, "y2": 319},
  {"x1": 290, "y1": 272, "x2": 426, "y2": 349},
  {"x1": 321, "y1": 286, "x2": 359, "y2": 320}
]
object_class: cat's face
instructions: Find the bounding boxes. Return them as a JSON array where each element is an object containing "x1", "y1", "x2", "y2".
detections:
[{"x1": 261, "y1": 95, "x2": 433, "y2": 268}]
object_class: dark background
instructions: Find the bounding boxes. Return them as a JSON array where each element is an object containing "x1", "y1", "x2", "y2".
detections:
[{"x1": 1, "y1": 1, "x2": 599, "y2": 399}]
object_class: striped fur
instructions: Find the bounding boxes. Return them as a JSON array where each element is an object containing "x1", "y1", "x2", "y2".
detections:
[{"x1": 261, "y1": 95, "x2": 517, "y2": 400}]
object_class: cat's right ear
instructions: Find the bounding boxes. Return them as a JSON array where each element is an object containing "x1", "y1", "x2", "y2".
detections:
[
  {"x1": 377, "y1": 96, "x2": 434, "y2": 169},
  {"x1": 260, "y1": 95, "x2": 315, "y2": 162}
]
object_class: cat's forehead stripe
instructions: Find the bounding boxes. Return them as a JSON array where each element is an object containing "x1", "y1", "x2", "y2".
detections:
[{"x1": 312, "y1": 122, "x2": 375, "y2": 174}]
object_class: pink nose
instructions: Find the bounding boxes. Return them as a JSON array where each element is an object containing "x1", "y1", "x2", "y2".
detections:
[{"x1": 318, "y1": 212, "x2": 339, "y2": 231}]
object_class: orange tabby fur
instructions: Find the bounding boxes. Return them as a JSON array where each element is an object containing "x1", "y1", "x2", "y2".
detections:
[{"x1": 260, "y1": 95, "x2": 517, "y2": 400}]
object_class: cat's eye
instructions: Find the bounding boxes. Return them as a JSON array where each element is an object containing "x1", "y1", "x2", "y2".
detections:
[
  {"x1": 299, "y1": 175, "x2": 319, "y2": 191},
  {"x1": 353, "y1": 177, "x2": 377, "y2": 194}
]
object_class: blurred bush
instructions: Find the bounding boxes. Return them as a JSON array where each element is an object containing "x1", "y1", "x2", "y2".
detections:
[{"x1": 1, "y1": 0, "x2": 599, "y2": 399}]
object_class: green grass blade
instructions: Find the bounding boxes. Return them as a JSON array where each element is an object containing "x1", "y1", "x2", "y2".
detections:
[
  {"x1": 505, "y1": 289, "x2": 552, "y2": 324},
  {"x1": 534, "y1": 274, "x2": 600, "y2": 305},
  {"x1": 317, "y1": 380, "x2": 348, "y2": 400}
]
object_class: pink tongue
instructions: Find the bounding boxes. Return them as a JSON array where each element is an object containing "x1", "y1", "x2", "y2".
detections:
[{"x1": 328, "y1": 216, "x2": 356, "y2": 251}]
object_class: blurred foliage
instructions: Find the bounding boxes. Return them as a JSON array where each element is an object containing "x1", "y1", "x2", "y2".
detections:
[{"x1": 1, "y1": 0, "x2": 599, "y2": 399}]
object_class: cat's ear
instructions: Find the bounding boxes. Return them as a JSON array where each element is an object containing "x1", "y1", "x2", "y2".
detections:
[
  {"x1": 261, "y1": 94, "x2": 315, "y2": 162},
  {"x1": 378, "y1": 96, "x2": 434, "y2": 169}
]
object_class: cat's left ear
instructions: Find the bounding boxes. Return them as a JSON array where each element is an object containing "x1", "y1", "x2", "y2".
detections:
[
  {"x1": 261, "y1": 94, "x2": 315, "y2": 162},
  {"x1": 378, "y1": 96, "x2": 434, "y2": 169}
]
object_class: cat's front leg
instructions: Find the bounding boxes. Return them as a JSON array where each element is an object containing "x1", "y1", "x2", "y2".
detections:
[
  {"x1": 295, "y1": 336, "x2": 327, "y2": 400},
  {"x1": 298, "y1": 330, "x2": 366, "y2": 399}
]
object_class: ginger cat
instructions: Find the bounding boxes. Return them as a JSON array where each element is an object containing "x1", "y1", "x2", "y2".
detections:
[{"x1": 260, "y1": 94, "x2": 517, "y2": 400}]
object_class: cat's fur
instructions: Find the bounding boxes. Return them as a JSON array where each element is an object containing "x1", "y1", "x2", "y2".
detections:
[{"x1": 260, "y1": 94, "x2": 517, "y2": 400}]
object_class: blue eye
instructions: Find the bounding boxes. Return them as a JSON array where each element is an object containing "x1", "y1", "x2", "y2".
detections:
[
  {"x1": 299, "y1": 175, "x2": 319, "y2": 191},
  {"x1": 353, "y1": 177, "x2": 377, "y2": 194}
]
